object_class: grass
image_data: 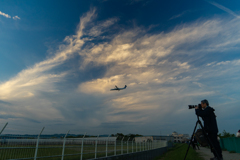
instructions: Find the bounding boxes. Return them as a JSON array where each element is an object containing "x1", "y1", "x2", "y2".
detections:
[
  {"x1": 153, "y1": 143, "x2": 204, "y2": 160},
  {"x1": 0, "y1": 142, "x2": 155, "y2": 160}
]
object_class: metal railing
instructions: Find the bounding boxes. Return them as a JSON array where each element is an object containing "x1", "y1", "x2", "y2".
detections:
[{"x1": 0, "y1": 122, "x2": 169, "y2": 160}]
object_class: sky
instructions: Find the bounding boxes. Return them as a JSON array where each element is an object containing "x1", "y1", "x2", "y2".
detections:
[{"x1": 0, "y1": 0, "x2": 240, "y2": 136}]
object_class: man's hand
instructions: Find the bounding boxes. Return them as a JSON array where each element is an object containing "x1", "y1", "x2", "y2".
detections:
[{"x1": 195, "y1": 106, "x2": 198, "y2": 109}]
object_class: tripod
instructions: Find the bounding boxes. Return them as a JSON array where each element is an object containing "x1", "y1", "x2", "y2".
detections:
[{"x1": 183, "y1": 116, "x2": 221, "y2": 160}]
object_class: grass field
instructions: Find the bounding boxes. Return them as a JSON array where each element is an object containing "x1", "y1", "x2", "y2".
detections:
[
  {"x1": 0, "y1": 144, "x2": 122, "y2": 160},
  {"x1": 153, "y1": 143, "x2": 204, "y2": 160},
  {"x1": 0, "y1": 142, "x2": 163, "y2": 160}
]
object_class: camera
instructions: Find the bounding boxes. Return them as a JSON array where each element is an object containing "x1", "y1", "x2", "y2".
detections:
[{"x1": 188, "y1": 104, "x2": 202, "y2": 109}]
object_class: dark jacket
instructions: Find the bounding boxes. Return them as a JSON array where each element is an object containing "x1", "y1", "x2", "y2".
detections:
[{"x1": 195, "y1": 106, "x2": 218, "y2": 133}]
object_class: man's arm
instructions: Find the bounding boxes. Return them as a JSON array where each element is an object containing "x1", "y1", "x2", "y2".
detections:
[{"x1": 195, "y1": 107, "x2": 211, "y2": 117}]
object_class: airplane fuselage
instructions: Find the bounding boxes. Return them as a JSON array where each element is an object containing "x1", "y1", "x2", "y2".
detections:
[{"x1": 110, "y1": 85, "x2": 127, "y2": 91}]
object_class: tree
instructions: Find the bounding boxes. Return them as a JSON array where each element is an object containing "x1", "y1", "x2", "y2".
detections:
[{"x1": 218, "y1": 130, "x2": 235, "y2": 138}]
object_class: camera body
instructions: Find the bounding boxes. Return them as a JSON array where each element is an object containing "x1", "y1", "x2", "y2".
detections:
[{"x1": 188, "y1": 103, "x2": 202, "y2": 110}]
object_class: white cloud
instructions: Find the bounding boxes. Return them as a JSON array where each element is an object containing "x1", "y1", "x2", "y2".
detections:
[
  {"x1": 0, "y1": 11, "x2": 21, "y2": 20},
  {"x1": 0, "y1": 8, "x2": 97, "y2": 100},
  {"x1": 206, "y1": 59, "x2": 240, "y2": 67},
  {"x1": 0, "y1": 11, "x2": 11, "y2": 18},
  {"x1": 206, "y1": 1, "x2": 240, "y2": 18},
  {"x1": 78, "y1": 16, "x2": 240, "y2": 96},
  {"x1": 12, "y1": 15, "x2": 20, "y2": 20},
  {"x1": 88, "y1": 18, "x2": 118, "y2": 37},
  {"x1": 2, "y1": 8, "x2": 240, "y2": 134},
  {"x1": 169, "y1": 10, "x2": 189, "y2": 20},
  {"x1": 75, "y1": 15, "x2": 240, "y2": 134}
]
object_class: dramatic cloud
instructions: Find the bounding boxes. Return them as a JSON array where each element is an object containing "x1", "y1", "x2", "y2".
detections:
[
  {"x1": 1, "y1": 8, "x2": 240, "y2": 135},
  {"x1": 0, "y1": 8, "x2": 96, "y2": 100},
  {"x1": 0, "y1": 9, "x2": 99, "y2": 131},
  {"x1": 75, "y1": 15, "x2": 240, "y2": 134}
]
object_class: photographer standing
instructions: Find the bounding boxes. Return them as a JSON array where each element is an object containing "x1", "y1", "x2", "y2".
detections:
[{"x1": 195, "y1": 99, "x2": 223, "y2": 160}]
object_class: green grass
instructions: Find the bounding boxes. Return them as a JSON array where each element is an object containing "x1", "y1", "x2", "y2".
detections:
[
  {"x1": 153, "y1": 143, "x2": 204, "y2": 160},
  {"x1": 0, "y1": 143, "x2": 154, "y2": 160}
]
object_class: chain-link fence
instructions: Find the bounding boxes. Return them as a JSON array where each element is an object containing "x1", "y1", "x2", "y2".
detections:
[{"x1": 0, "y1": 123, "x2": 172, "y2": 160}]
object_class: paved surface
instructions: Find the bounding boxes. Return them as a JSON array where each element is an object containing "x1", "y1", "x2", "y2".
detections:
[{"x1": 196, "y1": 147, "x2": 240, "y2": 160}]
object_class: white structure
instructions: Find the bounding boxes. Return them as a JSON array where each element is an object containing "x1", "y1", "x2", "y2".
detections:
[
  {"x1": 171, "y1": 132, "x2": 189, "y2": 143},
  {"x1": 236, "y1": 131, "x2": 240, "y2": 137}
]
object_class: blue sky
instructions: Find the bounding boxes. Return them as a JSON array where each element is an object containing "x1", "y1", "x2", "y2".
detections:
[{"x1": 0, "y1": 0, "x2": 240, "y2": 135}]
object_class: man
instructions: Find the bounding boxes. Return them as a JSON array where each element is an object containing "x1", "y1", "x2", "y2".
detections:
[{"x1": 195, "y1": 99, "x2": 223, "y2": 160}]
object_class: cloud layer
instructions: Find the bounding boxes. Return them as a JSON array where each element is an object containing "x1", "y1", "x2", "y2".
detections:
[{"x1": 1, "y1": 8, "x2": 240, "y2": 135}]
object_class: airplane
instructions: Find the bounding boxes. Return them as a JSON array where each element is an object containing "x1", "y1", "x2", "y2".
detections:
[{"x1": 110, "y1": 85, "x2": 127, "y2": 91}]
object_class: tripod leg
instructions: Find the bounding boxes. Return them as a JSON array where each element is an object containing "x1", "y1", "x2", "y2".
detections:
[
  {"x1": 198, "y1": 120, "x2": 222, "y2": 160},
  {"x1": 183, "y1": 121, "x2": 199, "y2": 160}
]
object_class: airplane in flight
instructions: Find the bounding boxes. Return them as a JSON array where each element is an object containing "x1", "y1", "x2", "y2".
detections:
[{"x1": 110, "y1": 85, "x2": 127, "y2": 91}]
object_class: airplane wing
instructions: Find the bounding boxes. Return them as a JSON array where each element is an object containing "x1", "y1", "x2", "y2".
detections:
[{"x1": 115, "y1": 85, "x2": 119, "y2": 89}]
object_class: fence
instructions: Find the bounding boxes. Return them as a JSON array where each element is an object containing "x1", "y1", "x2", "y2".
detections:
[
  {"x1": 220, "y1": 137, "x2": 240, "y2": 153},
  {"x1": 93, "y1": 147, "x2": 168, "y2": 160},
  {"x1": 0, "y1": 123, "x2": 171, "y2": 160}
]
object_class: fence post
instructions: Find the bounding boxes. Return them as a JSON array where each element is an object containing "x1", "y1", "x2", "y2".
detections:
[
  {"x1": 154, "y1": 137, "x2": 155, "y2": 149},
  {"x1": 34, "y1": 127, "x2": 44, "y2": 160},
  {"x1": 160, "y1": 136, "x2": 161, "y2": 148},
  {"x1": 80, "y1": 132, "x2": 86, "y2": 160},
  {"x1": 106, "y1": 134, "x2": 110, "y2": 157},
  {"x1": 114, "y1": 136, "x2": 118, "y2": 156},
  {"x1": 132, "y1": 139, "x2": 133, "y2": 153},
  {"x1": 95, "y1": 135, "x2": 99, "y2": 159},
  {"x1": 127, "y1": 137, "x2": 130, "y2": 154},
  {"x1": 0, "y1": 122, "x2": 8, "y2": 135},
  {"x1": 143, "y1": 141, "x2": 144, "y2": 151},
  {"x1": 61, "y1": 130, "x2": 70, "y2": 160},
  {"x1": 136, "y1": 141, "x2": 137, "y2": 152},
  {"x1": 121, "y1": 136, "x2": 124, "y2": 154},
  {"x1": 140, "y1": 142, "x2": 141, "y2": 151}
]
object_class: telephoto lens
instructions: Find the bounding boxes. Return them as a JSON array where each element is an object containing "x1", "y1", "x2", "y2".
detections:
[
  {"x1": 188, "y1": 104, "x2": 202, "y2": 109},
  {"x1": 188, "y1": 105, "x2": 196, "y2": 109}
]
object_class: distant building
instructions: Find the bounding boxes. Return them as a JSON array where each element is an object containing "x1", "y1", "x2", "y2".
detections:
[{"x1": 171, "y1": 132, "x2": 189, "y2": 143}]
